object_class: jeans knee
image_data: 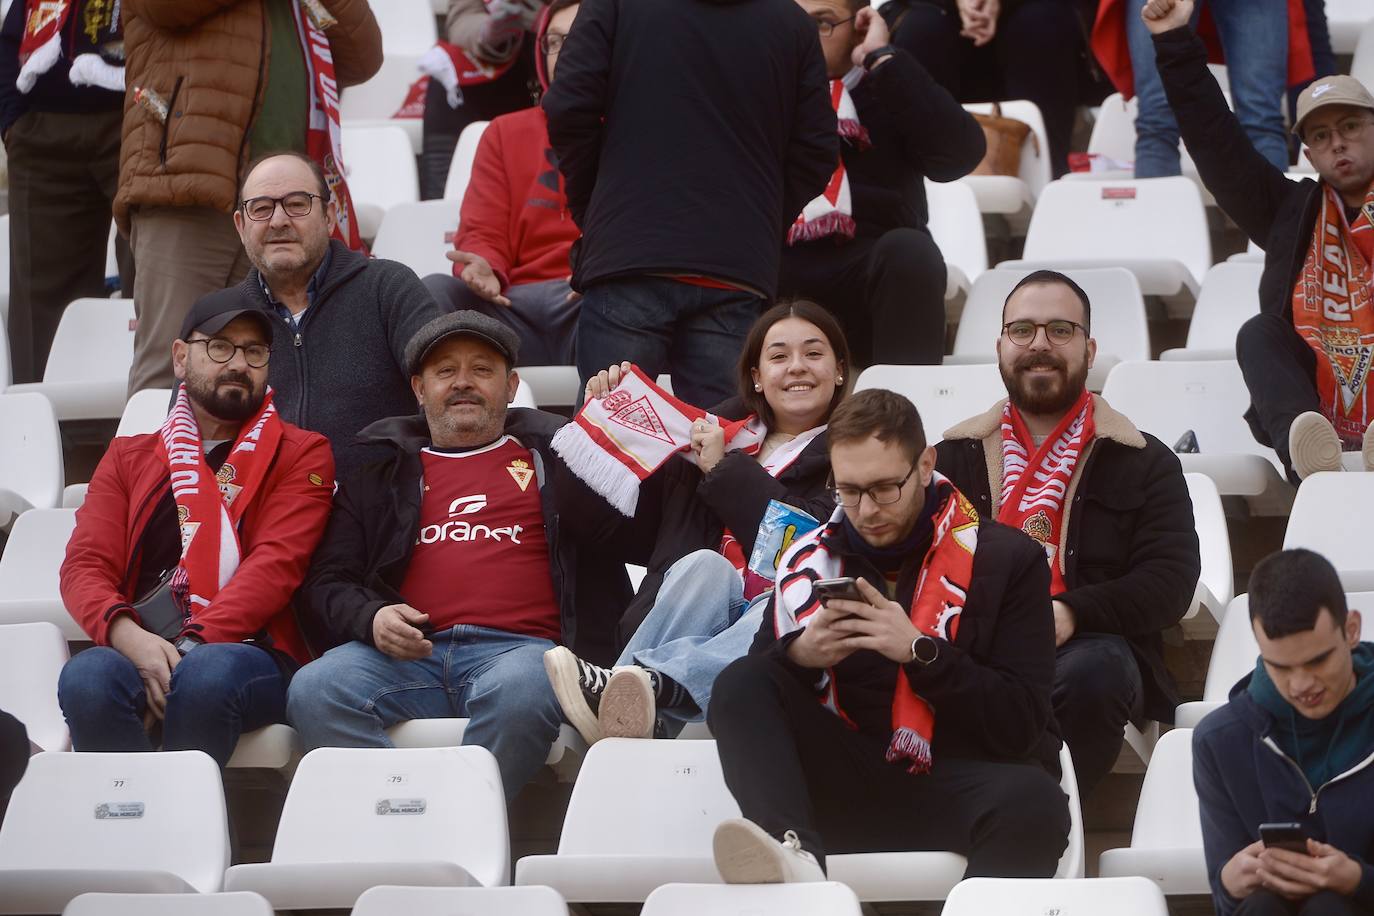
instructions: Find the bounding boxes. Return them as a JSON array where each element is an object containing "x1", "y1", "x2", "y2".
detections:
[
  {"x1": 286, "y1": 653, "x2": 351, "y2": 723},
  {"x1": 168, "y1": 645, "x2": 263, "y2": 699},
  {"x1": 58, "y1": 648, "x2": 136, "y2": 714}
]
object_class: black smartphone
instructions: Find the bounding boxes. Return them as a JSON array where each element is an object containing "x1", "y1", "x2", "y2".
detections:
[
  {"x1": 1259, "y1": 822, "x2": 1308, "y2": 854},
  {"x1": 813, "y1": 577, "x2": 864, "y2": 605}
]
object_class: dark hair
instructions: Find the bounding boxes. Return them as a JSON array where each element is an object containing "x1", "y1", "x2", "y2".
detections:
[
  {"x1": 826, "y1": 388, "x2": 926, "y2": 461},
  {"x1": 1248, "y1": 548, "x2": 1349, "y2": 639},
  {"x1": 736, "y1": 299, "x2": 851, "y2": 429},
  {"x1": 1002, "y1": 270, "x2": 1093, "y2": 333},
  {"x1": 546, "y1": 0, "x2": 580, "y2": 16},
  {"x1": 845, "y1": 0, "x2": 872, "y2": 13},
  {"x1": 239, "y1": 151, "x2": 331, "y2": 206}
]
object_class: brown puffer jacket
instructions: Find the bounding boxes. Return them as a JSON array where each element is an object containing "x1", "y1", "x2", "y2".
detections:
[{"x1": 115, "y1": 0, "x2": 383, "y2": 233}]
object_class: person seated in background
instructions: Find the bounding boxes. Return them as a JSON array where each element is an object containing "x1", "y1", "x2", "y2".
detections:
[
  {"x1": 544, "y1": 300, "x2": 849, "y2": 743},
  {"x1": 779, "y1": 0, "x2": 984, "y2": 366},
  {"x1": 425, "y1": 0, "x2": 582, "y2": 367},
  {"x1": 1194, "y1": 548, "x2": 1374, "y2": 916},
  {"x1": 936, "y1": 270, "x2": 1200, "y2": 798},
  {"x1": 707, "y1": 388, "x2": 1069, "y2": 884},
  {"x1": 57, "y1": 292, "x2": 335, "y2": 768},
  {"x1": 1143, "y1": 0, "x2": 1374, "y2": 481},
  {"x1": 0, "y1": 710, "x2": 33, "y2": 811},
  {"x1": 287, "y1": 312, "x2": 632, "y2": 801}
]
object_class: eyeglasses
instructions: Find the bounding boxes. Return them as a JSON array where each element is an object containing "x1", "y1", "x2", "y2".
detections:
[
  {"x1": 240, "y1": 192, "x2": 323, "y2": 221},
  {"x1": 538, "y1": 32, "x2": 567, "y2": 54},
  {"x1": 190, "y1": 338, "x2": 272, "y2": 368},
  {"x1": 1002, "y1": 319, "x2": 1087, "y2": 348},
  {"x1": 815, "y1": 14, "x2": 855, "y2": 36},
  {"x1": 828, "y1": 463, "x2": 918, "y2": 508},
  {"x1": 1304, "y1": 116, "x2": 1374, "y2": 150}
]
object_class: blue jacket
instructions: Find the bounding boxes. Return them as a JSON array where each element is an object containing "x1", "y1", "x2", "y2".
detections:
[{"x1": 1193, "y1": 662, "x2": 1374, "y2": 916}]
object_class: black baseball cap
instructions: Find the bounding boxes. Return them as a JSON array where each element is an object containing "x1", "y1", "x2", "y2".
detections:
[
  {"x1": 406, "y1": 310, "x2": 521, "y2": 375},
  {"x1": 179, "y1": 287, "x2": 273, "y2": 341}
]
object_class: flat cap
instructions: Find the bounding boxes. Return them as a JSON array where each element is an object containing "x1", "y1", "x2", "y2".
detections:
[{"x1": 405, "y1": 310, "x2": 520, "y2": 375}]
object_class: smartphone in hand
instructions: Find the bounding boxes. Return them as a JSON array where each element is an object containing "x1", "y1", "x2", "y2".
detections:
[{"x1": 1259, "y1": 822, "x2": 1308, "y2": 855}]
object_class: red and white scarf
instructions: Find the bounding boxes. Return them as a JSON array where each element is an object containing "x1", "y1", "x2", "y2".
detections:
[
  {"x1": 772, "y1": 474, "x2": 980, "y2": 774},
  {"x1": 17, "y1": 0, "x2": 124, "y2": 94},
  {"x1": 787, "y1": 71, "x2": 870, "y2": 246},
  {"x1": 157, "y1": 385, "x2": 283, "y2": 619},
  {"x1": 294, "y1": 0, "x2": 366, "y2": 252},
  {"x1": 1291, "y1": 182, "x2": 1374, "y2": 446},
  {"x1": 998, "y1": 390, "x2": 1095, "y2": 594},
  {"x1": 396, "y1": 40, "x2": 524, "y2": 117},
  {"x1": 552, "y1": 365, "x2": 768, "y2": 516}
]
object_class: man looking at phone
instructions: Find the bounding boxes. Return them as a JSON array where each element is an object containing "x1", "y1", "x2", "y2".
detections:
[
  {"x1": 936, "y1": 269, "x2": 1200, "y2": 797},
  {"x1": 1193, "y1": 548, "x2": 1374, "y2": 916}
]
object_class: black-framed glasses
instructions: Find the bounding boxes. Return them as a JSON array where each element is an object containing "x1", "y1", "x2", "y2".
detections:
[
  {"x1": 828, "y1": 462, "x2": 918, "y2": 508},
  {"x1": 1305, "y1": 116, "x2": 1374, "y2": 150},
  {"x1": 1002, "y1": 319, "x2": 1087, "y2": 348},
  {"x1": 190, "y1": 338, "x2": 272, "y2": 368},
  {"x1": 815, "y1": 14, "x2": 855, "y2": 36},
  {"x1": 240, "y1": 192, "x2": 323, "y2": 221},
  {"x1": 539, "y1": 32, "x2": 567, "y2": 54}
]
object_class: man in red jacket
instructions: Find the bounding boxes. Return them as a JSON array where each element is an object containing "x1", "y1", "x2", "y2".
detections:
[
  {"x1": 57, "y1": 289, "x2": 335, "y2": 768},
  {"x1": 424, "y1": 0, "x2": 582, "y2": 367}
]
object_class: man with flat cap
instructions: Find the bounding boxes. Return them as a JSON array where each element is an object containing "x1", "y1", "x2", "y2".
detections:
[
  {"x1": 58, "y1": 289, "x2": 335, "y2": 768},
  {"x1": 287, "y1": 310, "x2": 634, "y2": 799}
]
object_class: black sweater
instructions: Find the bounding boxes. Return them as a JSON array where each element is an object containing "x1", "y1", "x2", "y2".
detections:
[
  {"x1": 542, "y1": 0, "x2": 838, "y2": 297},
  {"x1": 0, "y1": 0, "x2": 123, "y2": 135}
]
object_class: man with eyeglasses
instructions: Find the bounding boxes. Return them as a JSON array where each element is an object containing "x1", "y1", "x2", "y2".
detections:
[
  {"x1": 57, "y1": 288, "x2": 335, "y2": 767},
  {"x1": 935, "y1": 269, "x2": 1200, "y2": 797},
  {"x1": 707, "y1": 387, "x2": 1069, "y2": 884},
  {"x1": 233, "y1": 151, "x2": 446, "y2": 482},
  {"x1": 1144, "y1": 0, "x2": 1374, "y2": 481}
]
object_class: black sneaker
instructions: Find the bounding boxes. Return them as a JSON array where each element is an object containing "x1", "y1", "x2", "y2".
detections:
[{"x1": 544, "y1": 646, "x2": 612, "y2": 744}]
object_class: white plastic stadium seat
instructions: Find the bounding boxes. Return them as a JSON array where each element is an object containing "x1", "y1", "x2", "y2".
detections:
[
  {"x1": 63, "y1": 893, "x2": 273, "y2": 916},
  {"x1": 339, "y1": 125, "x2": 420, "y2": 241},
  {"x1": 225, "y1": 724, "x2": 302, "y2": 771},
  {"x1": 512, "y1": 379, "x2": 538, "y2": 409},
  {"x1": 223, "y1": 747, "x2": 508, "y2": 910},
  {"x1": 0, "y1": 621, "x2": 69, "y2": 751},
  {"x1": 6, "y1": 299, "x2": 136, "y2": 421},
  {"x1": 1185, "y1": 473, "x2": 1233, "y2": 623},
  {"x1": 1327, "y1": 0, "x2": 1372, "y2": 54},
  {"x1": 1161, "y1": 262, "x2": 1263, "y2": 360},
  {"x1": 1097, "y1": 729, "x2": 1208, "y2": 894},
  {"x1": 1354, "y1": 18, "x2": 1374, "y2": 88},
  {"x1": 641, "y1": 882, "x2": 863, "y2": 916},
  {"x1": 373, "y1": 0, "x2": 438, "y2": 55},
  {"x1": 117, "y1": 387, "x2": 173, "y2": 437},
  {"x1": 371, "y1": 199, "x2": 460, "y2": 279},
  {"x1": 948, "y1": 266, "x2": 1148, "y2": 390},
  {"x1": 855, "y1": 363, "x2": 1007, "y2": 448},
  {"x1": 924, "y1": 178, "x2": 987, "y2": 306},
  {"x1": 352, "y1": 885, "x2": 570, "y2": 916},
  {"x1": 0, "y1": 508, "x2": 79, "y2": 639},
  {"x1": 0, "y1": 315, "x2": 11, "y2": 386},
  {"x1": 518, "y1": 366, "x2": 582, "y2": 408},
  {"x1": 1074, "y1": 91, "x2": 1226, "y2": 205},
  {"x1": 444, "y1": 120, "x2": 491, "y2": 201},
  {"x1": 1283, "y1": 474, "x2": 1374, "y2": 590},
  {"x1": 386, "y1": 718, "x2": 582, "y2": 776},
  {"x1": 0, "y1": 391, "x2": 64, "y2": 529},
  {"x1": 340, "y1": 54, "x2": 425, "y2": 152},
  {"x1": 998, "y1": 177, "x2": 1211, "y2": 310},
  {"x1": 959, "y1": 100, "x2": 1052, "y2": 221},
  {"x1": 943, "y1": 876, "x2": 1169, "y2": 916},
  {"x1": 0, "y1": 750, "x2": 229, "y2": 914}
]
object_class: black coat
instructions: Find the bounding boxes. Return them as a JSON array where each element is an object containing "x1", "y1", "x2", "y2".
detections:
[
  {"x1": 542, "y1": 0, "x2": 838, "y2": 297},
  {"x1": 936, "y1": 396, "x2": 1201, "y2": 723},
  {"x1": 751, "y1": 512, "x2": 1063, "y2": 772},
  {"x1": 298, "y1": 409, "x2": 633, "y2": 665}
]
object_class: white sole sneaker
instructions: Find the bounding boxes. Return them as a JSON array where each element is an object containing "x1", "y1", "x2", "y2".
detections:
[
  {"x1": 598, "y1": 667, "x2": 655, "y2": 739},
  {"x1": 543, "y1": 647, "x2": 602, "y2": 745},
  {"x1": 1289, "y1": 411, "x2": 1343, "y2": 479},
  {"x1": 713, "y1": 818, "x2": 825, "y2": 884}
]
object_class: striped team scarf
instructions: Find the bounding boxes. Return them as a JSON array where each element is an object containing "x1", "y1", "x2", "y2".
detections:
[{"x1": 787, "y1": 71, "x2": 871, "y2": 246}]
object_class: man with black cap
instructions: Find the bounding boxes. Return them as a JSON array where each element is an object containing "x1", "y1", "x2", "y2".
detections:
[
  {"x1": 57, "y1": 289, "x2": 335, "y2": 768},
  {"x1": 287, "y1": 310, "x2": 633, "y2": 800}
]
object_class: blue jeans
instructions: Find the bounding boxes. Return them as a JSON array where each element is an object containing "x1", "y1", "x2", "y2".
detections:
[
  {"x1": 618, "y1": 549, "x2": 766, "y2": 727},
  {"x1": 57, "y1": 643, "x2": 289, "y2": 768},
  {"x1": 575, "y1": 277, "x2": 763, "y2": 409},
  {"x1": 286, "y1": 626, "x2": 562, "y2": 801},
  {"x1": 1126, "y1": 0, "x2": 1289, "y2": 177}
]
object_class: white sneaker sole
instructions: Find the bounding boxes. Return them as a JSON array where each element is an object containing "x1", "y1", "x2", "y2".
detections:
[
  {"x1": 713, "y1": 818, "x2": 789, "y2": 884},
  {"x1": 1290, "y1": 411, "x2": 1343, "y2": 479},
  {"x1": 598, "y1": 667, "x2": 655, "y2": 739},
  {"x1": 543, "y1": 647, "x2": 602, "y2": 745}
]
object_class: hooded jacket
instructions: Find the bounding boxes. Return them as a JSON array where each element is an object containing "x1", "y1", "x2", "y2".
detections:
[{"x1": 1193, "y1": 647, "x2": 1374, "y2": 916}]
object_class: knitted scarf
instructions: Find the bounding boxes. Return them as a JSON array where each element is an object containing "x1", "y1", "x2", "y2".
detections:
[
  {"x1": 1291, "y1": 181, "x2": 1374, "y2": 447},
  {"x1": 787, "y1": 72, "x2": 870, "y2": 246},
  {"x1": 998, "y1": 389, "x2": 1095, "y2": 594},
  {"x1": 772, "y1": 474, "x2": 980, "y2": 774},
  {"x1": 17, "y1": 0, "x2": 123, "y2": 94}
]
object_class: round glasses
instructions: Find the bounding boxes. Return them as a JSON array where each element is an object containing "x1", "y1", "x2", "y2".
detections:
[
  {"x1": 190, "y1": 338, "x2": 271, "y2": 368},
  {"x1": 241, "y1": 192, "x2": 323, "y2": 222},
  {"x1": 1304, "y1": 116, "x2": 1374, "y2": 151},
  {"x1": 1002, "y1": 319, "x2": 1086, "y2": 348},
  {"x1": 539, "y1": 33, "x2": 567, "y2": 54}
]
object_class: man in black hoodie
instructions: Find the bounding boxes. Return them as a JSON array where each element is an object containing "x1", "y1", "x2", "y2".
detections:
[
  {"x1": 542, "y1": 0, "x2": 837, "y2": 408},
  {"x1": 780, "y1": 0, "x2": 985, "y2": 365}
]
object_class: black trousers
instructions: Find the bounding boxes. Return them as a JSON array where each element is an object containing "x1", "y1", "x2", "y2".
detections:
[
  {"x1": 707, "y1": 652, "x2": 1069, "y2": 875},
  {"x1": 1237, "y1": 889, "x2": 1370, "y2": 916},
  {"x1": 778, "y1": 228, "x2": 946, "y2": 366},
  {"x1": 1235, "y1": 312, "x2": 1320, "y2": 483},
  {"x1": 1053, "y1": 633, "x2": 1144, "y2": 798},
  {"x1": 885, "y1": 0, "x2": 1083, "y2": 178}
]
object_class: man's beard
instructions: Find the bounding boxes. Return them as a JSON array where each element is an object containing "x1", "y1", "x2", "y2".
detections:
[
  {"x1": 425, "y1": 388, "x2": 505, "y2": 444},
  {"x1": 187, "y1": 369, "x2": 265, "y2": 423},
  {"x1": 1001, "y1": 349, "x2": 1089, "y2": 417}
]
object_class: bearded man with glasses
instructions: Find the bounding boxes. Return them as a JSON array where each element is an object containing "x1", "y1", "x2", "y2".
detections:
[{"x1": 935, "y1": 269, "x2": 1200, "y2": 798}]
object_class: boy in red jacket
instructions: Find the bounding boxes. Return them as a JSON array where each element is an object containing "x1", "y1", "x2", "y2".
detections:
[{"x1": 424, "y1": 0, "x2": 582, "y2": 367}]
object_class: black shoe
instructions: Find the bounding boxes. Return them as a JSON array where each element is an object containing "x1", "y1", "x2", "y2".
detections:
[{"x1": 544, "y1": 646, "x2": 612, "y2": 744}]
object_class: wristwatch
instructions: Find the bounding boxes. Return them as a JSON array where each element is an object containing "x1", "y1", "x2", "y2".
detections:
[
  {"x1": 863, "y1": 45, "x2": 897, "y2": 72},
  {"x1": 909, "y1": 634, "x2": 939, "y2": 665},
  {"x1": 174, "y1": 635, "x2": 204, "y2": 656}
]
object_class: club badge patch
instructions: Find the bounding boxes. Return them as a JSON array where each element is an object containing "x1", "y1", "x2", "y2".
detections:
[
  {"x1": 507, "y1": 458, "x2": 534, "y2": 492},
  {"x1": 216, "y1": 463, "x2": 243, "y2": 507}
]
